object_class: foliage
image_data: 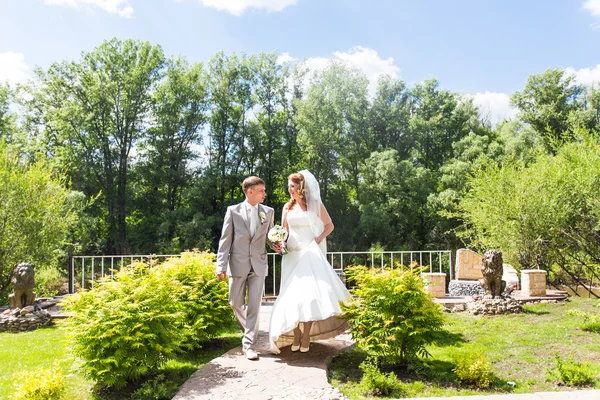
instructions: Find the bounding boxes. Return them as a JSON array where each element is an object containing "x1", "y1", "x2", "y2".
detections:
[
  {"x1": 131, "y1": 374, "x2": 172, "y2": 400},
  {"x1": 547, "y1": 354, "x2": 597, "y2": 387},
  {"x1": 26, "y1": 38, "x2": 165, "y2": 254},
  {"x1": 0, "y1": 141, "x2": 79, "y2": 302},
  {"x1": 511, "y1": 68, "x2": 588, "y2": 152},
  {"x1": 11, "y1": 367, "x2": 66, "y2": 400},
  {"x1": 358, "y1": 360, "x2": 407, "y2": 397},
  {"x1": 568, "y1": 305, "x2": 600, "y2": 333},
  {"x1": 457, "y1": 135, "x2": 600, "y2": 289},
  {"x1": 62, "y1": 250, "x2": 233, "y2": 388},
  {"x1": 341, "y1": 265, "x2": 445, "y2": 364},
  {"x1": 34, "y1": 265, "x2": 66, "y2": 298},
  {"x1": 452, "y1": 352, "x2": 493, "y2": 388},
  {"x1": 331, "y1": 297, "x2": 600, "y2": 397}
]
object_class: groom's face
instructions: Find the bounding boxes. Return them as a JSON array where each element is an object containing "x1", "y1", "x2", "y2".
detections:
[{"x1": 247, "y1": 184, "x2": 266, "y2": 205}]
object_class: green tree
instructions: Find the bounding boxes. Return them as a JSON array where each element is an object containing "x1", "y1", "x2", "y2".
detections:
[
  {"x1": 26, "y1": 38, "x2": 165, "y2": 254},
  {"x1": 129, "y1": 57, "x2": 208, "y2": 253},
  {"x1": 408, "y1": 78, "x2": 475, "y2": 170},
  {"x1": 0, "y1": 142, "x2": 79, "y2": 301},
  {"x1": 358, "y1": 149, "x2": 434, "y2": 249},
  {"x1": 248, "y1": 52, "x2": 293, "y2": 208},
  {"x1": 295, "y1": 61, "x2": 370, "y2": 200},
  {"x1": 206, "y1": 52, "x2": 255, "y2": 215},
  {"x1": 511, "y1": 68, "x2": 585, "y2": 152},
  {"x1": 457, "y1": 136, "x2": 600, "y2": 296},
  {"x1": 369, "y1": 75, "x2": 411, "y2": 157},
  {"x1": 0, "y1": 84, "x2": 16, "y2": 140}
]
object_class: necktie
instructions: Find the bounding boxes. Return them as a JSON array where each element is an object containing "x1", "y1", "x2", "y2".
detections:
[{"x1": 250, "y1": 205, "x2": 258, "y2": 238}]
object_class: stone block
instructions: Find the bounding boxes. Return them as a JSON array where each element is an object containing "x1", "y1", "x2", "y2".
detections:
[
  {"x1": 455, "y1": 249, "x2": 483, "y2": 280},
  {"x1": 520, "y1": 269, "x2": 547, "y2": 296},
  {"x1": 422, "y1": 272, "x2": 446, "y2": 298}
]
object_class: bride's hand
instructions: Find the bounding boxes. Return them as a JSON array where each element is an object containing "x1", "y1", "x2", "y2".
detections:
[{"x1": 315, "y1": 235, "x2": 323, "y2": 244}]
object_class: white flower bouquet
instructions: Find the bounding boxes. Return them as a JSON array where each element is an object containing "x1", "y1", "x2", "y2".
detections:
[{"x1": 268, "y1": 225, "x2": 288, "y2": 255}]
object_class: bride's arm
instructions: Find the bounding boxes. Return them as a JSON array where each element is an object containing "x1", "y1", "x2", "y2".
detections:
[
  {"x1": 315, "y1": 202, "x2": 334, "y2": 245},
  {"x1": 282, "y1": 205, "x2": 290, "y2": 236}
]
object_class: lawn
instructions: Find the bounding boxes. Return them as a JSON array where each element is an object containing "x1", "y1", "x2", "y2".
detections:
[
  {"x1": 329, "y1": 296, "x2": 600, "y2": 399},
  {"x1": 0, "y1": 320, "x2": 241, "y2": 400}
]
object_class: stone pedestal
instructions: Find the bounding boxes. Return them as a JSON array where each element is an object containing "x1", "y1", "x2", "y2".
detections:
[
  {"x1": 521, "y1": 270, "x2": 547, "y2": 296},
  {"x1": 422, "y1": 273, "x2": 446, "y2": 298}
]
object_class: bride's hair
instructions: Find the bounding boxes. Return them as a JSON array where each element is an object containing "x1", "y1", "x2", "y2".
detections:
[{"x1": 286, "y1": 172, "x2": 306, "y2": 210}]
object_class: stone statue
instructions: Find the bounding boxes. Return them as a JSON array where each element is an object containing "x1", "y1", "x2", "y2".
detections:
[
  {"x1": 8, "y1": 263, "x2": 36, "y2": 308},
  {"x1": 479, "y1": 250, "x2": 506, "y2": 299}
]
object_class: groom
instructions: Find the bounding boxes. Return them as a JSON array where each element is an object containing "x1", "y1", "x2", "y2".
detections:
[{"x1": 216, "y1": 176, "x2": 279, "y2": 360}]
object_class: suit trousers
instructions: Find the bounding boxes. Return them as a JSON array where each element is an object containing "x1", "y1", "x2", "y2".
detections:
[{"x1": 229, "y1": 271, "x2": 264, "y2": 350}]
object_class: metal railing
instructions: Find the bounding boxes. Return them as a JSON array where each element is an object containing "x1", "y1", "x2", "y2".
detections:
[{"x1": 70, "y1": 250, "x2": 453, "y2": 296}]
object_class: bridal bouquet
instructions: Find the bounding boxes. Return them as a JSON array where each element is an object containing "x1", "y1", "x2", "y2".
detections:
[{"x1": 268, "y1": 225, "x2": 288, "y2": 255}]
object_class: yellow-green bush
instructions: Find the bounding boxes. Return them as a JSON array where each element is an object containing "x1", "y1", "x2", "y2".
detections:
[
  {"x1": 62, "y1": 250, "x2": 233, "y2": 389},
  {"x1": 358, "y1": 360, "x2": 406, "y2": 397},
  {"x1": 11, "y1": 368, "x2": 65, "y2": 400},
  {"x1": 453, "y1": 352, "x2": 493, "y2": 388},
  {"x1": 341, "y1": 266, "x2": 445, "y2": 364}
]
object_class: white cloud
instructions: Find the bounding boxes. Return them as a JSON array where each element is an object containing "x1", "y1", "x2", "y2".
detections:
[
  {"x1": 276, "y1": 52, "x2": 296, "y2": 65},
  {"x1": 299, "y1": 46, "x2": 401, "y2": 97},
  {"x1": 583, "y1": 0, "x2": 600, "y2": 16},
  {"x1": 43, "y1": 0, "x2": 134, "y2": 17},
  {"x1": 0, "y1": 52, "x2": 32, "y2": 86},
  {"x1": 469, "y1": 91, "x2": 517, "y2": 126},
  {"x1": 565, "y1": 64, "x2": 600, "y2": 86},
  {"x1": 198, "y1": 0, "x2": 296, "y2": 16}
]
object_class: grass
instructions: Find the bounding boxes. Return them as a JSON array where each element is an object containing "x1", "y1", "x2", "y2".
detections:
[
  {"x1": 0, "y1": 320, "x2": 241, "y2": 400},
  {"x1": 329, "y1": 296, "x2": 600, "y2": 399}
]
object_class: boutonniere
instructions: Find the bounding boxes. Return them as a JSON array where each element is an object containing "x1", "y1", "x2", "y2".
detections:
[{"x1": 258, "y1": 211, "x2": 266, "y2": 224}]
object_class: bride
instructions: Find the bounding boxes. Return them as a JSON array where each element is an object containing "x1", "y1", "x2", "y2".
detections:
[{"x1": 269, "y1": 170, "x2": 351, "y2": 354}]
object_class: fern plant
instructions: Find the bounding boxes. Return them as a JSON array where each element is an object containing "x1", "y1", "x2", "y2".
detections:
[
  {"x1": 62, "y1": 250, "x2": 232, "y2": 389},
  {"x1": 341, "y1": 265, "x2": 445, "y2": 364}
]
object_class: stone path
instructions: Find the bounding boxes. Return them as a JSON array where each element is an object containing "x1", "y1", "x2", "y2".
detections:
[
  {"x1": 172, "y1": 302, "x2": 600, "y2": 400},
  {"x1": 172, "y1": 303, "x2": 351, "y2": 400}
]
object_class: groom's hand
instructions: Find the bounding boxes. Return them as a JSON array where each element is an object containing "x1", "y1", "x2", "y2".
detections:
[{"x1": 217, "y1": 272, "x2": 227, "y2": 281}]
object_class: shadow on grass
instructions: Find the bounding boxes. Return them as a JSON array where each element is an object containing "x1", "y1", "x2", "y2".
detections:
[
  {"x1": 522, "y1": 306, "x2": 550, "y2": 315},
  {"x1": 329, "y1": 348, "x2": 517, "y2": 396},
  {"x1": 430, "y1": 329, "x2": 466, "y2": 347}
]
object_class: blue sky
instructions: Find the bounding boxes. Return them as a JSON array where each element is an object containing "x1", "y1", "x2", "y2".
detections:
[{"x1": 1, "y1": 0, "x2": 600, "y2": 123}]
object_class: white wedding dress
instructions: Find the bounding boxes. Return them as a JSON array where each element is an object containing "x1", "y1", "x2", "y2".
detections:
[{"x1": 269, "y1": 210, "x2": 351, "y2": 354}]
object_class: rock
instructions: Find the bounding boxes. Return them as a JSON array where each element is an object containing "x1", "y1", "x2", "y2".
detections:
[{"x1": 20, "y1": 306, "x2": 35, "y2": 315}]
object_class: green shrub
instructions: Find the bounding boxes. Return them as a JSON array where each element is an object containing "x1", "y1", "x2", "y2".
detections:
[
  {"x1": 11, "y1": 367, "x2": 66, "y2": 400},
  {"x1": 547, "y1": 354, "x2": 597, "y2": 387},
  {"x1": 358, "y1": 360, "x2": 406, "y2": 397},
  {"x1": 34, "y1": 266, "x2": 66, "y2": 298},
  {"x1": 62, "y1": 250, "x2": 232, "y2": 389},
  {"x1": 131, "y1": 374, "x2": 173, "y2": 400},
  {"x1": 341, "y1": 265, "x2": 445, "y2": 364},
  {"x1": 568, "y1": 308, "x2": 600, "y2": 334},
  {"x1": 453, "y1": 352, "x2": 493, "y2": 388}
]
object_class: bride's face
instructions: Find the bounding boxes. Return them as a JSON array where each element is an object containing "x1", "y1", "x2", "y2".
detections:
[{"x1": 288, "y1": 180, "x2": 301, "y2": 201}]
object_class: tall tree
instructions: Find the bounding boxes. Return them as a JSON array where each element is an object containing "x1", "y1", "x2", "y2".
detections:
[
  {"x1": 369, "y1": 75, "x2": 411, "y2": 156},
  {"x1": 294, "y1": 61, "x2": 369, "y2": 201},
  {"x1": 129, "y1": 57, "x2": 209, "y2": 252},
  {"x1": 511, "y1": 68, "x2": 585, "y2": 152},
  {"x1": 25, "y1": 38, "x2": 165, "y2": 253},
  {"x1": 408, "y1": 78, "x2": 474, "y2": 170},
  {"x1": 206, "y1": 52, "x2": 255, "y2": 215}
]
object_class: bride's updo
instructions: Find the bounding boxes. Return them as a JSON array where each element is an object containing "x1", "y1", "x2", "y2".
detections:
[{"x1": 286, "y1": 172, "x2": 306, "y2": 210}]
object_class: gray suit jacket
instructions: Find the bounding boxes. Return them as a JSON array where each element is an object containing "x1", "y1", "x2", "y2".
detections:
[{"x1": 216, "y1": 202, "x2": 275, "y2": 277}]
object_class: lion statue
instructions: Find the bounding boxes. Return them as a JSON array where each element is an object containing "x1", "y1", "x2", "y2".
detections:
[
  {"x1": 479, "y1": 250, "x2": 506, "y2": 299},
  {"x1": 8, "y1": 263, "x2": 36, "y2": 309}
]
